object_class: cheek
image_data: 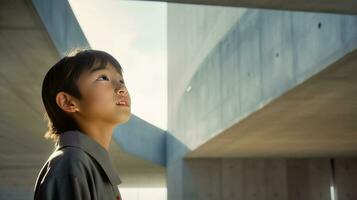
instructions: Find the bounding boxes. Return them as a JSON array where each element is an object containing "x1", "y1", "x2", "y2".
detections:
[{"x1": 84, "y1": 87, "x2": 114, "y2": 108}]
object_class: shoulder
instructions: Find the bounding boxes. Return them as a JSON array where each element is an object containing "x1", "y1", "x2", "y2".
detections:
[
  {"x1": 45, "y1": 146, "x2": 93, "y2": 178},
  {"x1": 34, "y1": 147, "x2": 99, "y2": 199},
  {"x1": 34, "y1": 146, "x2": 94, "y2": 198}
]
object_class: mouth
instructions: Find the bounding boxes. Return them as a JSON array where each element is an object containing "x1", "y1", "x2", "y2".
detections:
[{"x1": 116, "y1": 99, "x2": 130, "y2": 107}]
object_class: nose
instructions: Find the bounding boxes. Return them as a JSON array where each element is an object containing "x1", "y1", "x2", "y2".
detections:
[{"x1": 115, "y1": 84, "x2": 128, "y2": 95}]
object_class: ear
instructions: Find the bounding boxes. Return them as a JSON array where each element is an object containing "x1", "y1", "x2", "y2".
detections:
[{"x1": 55, "y1": 91, "x2": 80, "y2": 113}]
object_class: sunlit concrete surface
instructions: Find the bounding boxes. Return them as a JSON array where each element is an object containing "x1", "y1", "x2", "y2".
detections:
[
  {"x1": 187, "y1": 48, "x2": 357, "y2": 158},
  {"x1": 167, "y1": 4, "x2": 357, "y2": 163}
]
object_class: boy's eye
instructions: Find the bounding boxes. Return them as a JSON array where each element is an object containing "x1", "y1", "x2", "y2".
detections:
[{"x1": 96, "y1": 75, "x2": 109, "y2": 81}]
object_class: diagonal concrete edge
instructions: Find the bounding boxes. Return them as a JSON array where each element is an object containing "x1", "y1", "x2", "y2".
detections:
[
  {"x1": 113, "y1": 114, "x2": 167, "y2": 167},
  {"x1": 31, "y1": 0, "x2": 90, "y2": 56}
]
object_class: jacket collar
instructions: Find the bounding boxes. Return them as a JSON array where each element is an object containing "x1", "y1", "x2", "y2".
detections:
[{"x1": 55, "y1": 129, "x2": 122, "y2": 186}]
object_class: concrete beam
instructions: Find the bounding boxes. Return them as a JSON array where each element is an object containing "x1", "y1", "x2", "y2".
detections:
[
  {"x1": 32, "y1": 0, "x2": 90, "y2": 56},
  {"x1": 168, "y1": 6, "x2": 357, "y2": 160},
  {"x1": 113, "y1": 115, "x2": 167, "y2": 167},
  {"x1": 187, "y1": 49, "x2": 357, "y2": 158},
  {"x1": 133, "y1": 0, "x2": 357, "y2": 15}
]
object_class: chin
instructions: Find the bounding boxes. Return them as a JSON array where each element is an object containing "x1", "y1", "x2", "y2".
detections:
[{"x1": 115, "y1": 113, "x2": 132, "y2": 125}]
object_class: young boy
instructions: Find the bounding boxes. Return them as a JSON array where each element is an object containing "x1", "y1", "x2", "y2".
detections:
[{"x1": 33, "y1": 49, "x2": 131, "y2": 200}]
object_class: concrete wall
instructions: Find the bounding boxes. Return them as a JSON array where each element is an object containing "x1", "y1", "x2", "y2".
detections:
[
  {"x1": 0, "y1": 187, "x2": 33, "y2": 200},
  {"x1": 167, "y1": 4, "x2": 248, "y2": 164},
  {"x1": 178, "y1": 158, "x2": 357, "y2": 200},
  {"x1": 334, "y1": 159, "x2": 357, "y2": 200},
  {"x1": 167, "y1": 3, "x2": 357, "y2": 200},
  {"x1": 167, "y1": 5, "x2": 357, "y2": 162}
]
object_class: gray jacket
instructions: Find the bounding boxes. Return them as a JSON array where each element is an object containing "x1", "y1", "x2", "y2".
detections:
[{"x1": 33, "y1": 129, "x2": 122, "y2": 200}]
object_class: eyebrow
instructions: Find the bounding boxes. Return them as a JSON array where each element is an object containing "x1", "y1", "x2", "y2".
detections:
[
  {"x1": 89, "y1": 65, "x2": 124, "y2": 80},
  {"x1": 89, "y1": 65, "x2": 107, "y2": 74}
]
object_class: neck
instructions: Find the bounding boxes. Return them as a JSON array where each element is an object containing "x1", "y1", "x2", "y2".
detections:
[{"x1": 77, "y1": 122, "x2": 115, "y2": 151}]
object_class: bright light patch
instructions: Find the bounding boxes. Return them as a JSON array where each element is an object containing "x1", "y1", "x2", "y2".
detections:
[
  {"x1": 119, "y1": 187, "x2": 167, "y2": 200},
  {"x1": 330, "y1": 185, "x2": 335, "y2": 200},
  {"x1": 68, "y1": 0, "x2": 167, "y2": 130}
]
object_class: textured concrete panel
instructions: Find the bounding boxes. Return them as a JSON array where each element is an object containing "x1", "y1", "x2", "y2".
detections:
[
  {"x1": 221, "y1": 159, "x2": 288, "y2": 200},
  {"x1": 167, "y1": 159, "x2": 185, "y2": 200},
  {"x1": 184, "y1": 159, "x2": 221, "y2": 200},
  {"x1": 334, "y1": 158, "x2": 357, "y2": 200},
  {"x1": 168, "y1": 7, "x2": 357, "y2": 159},
  {"x1": 177, "y1": 158, "x2": 331, "y2": 200},
  {"x1": 0, "y1": 187, "x2": 33, "y2": 200}
]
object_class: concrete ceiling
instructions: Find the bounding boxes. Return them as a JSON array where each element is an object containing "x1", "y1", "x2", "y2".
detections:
[
  {"x1": 0, "y1": 0, "x2": 58, "y2": 189},
  {"x1": 0, "y1": 0, "x2": 165, "y2": 189},
  {"x1": 135, "y1": 0, "x2": 357, "y2": 15},
  {"x1": 186, "y1": 49, "x2": 357, "y2": 158}
]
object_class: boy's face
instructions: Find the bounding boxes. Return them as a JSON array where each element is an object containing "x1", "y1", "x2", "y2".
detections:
[{"x1": 74, "y1": 62, "x2": 131, "y2": 126}]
